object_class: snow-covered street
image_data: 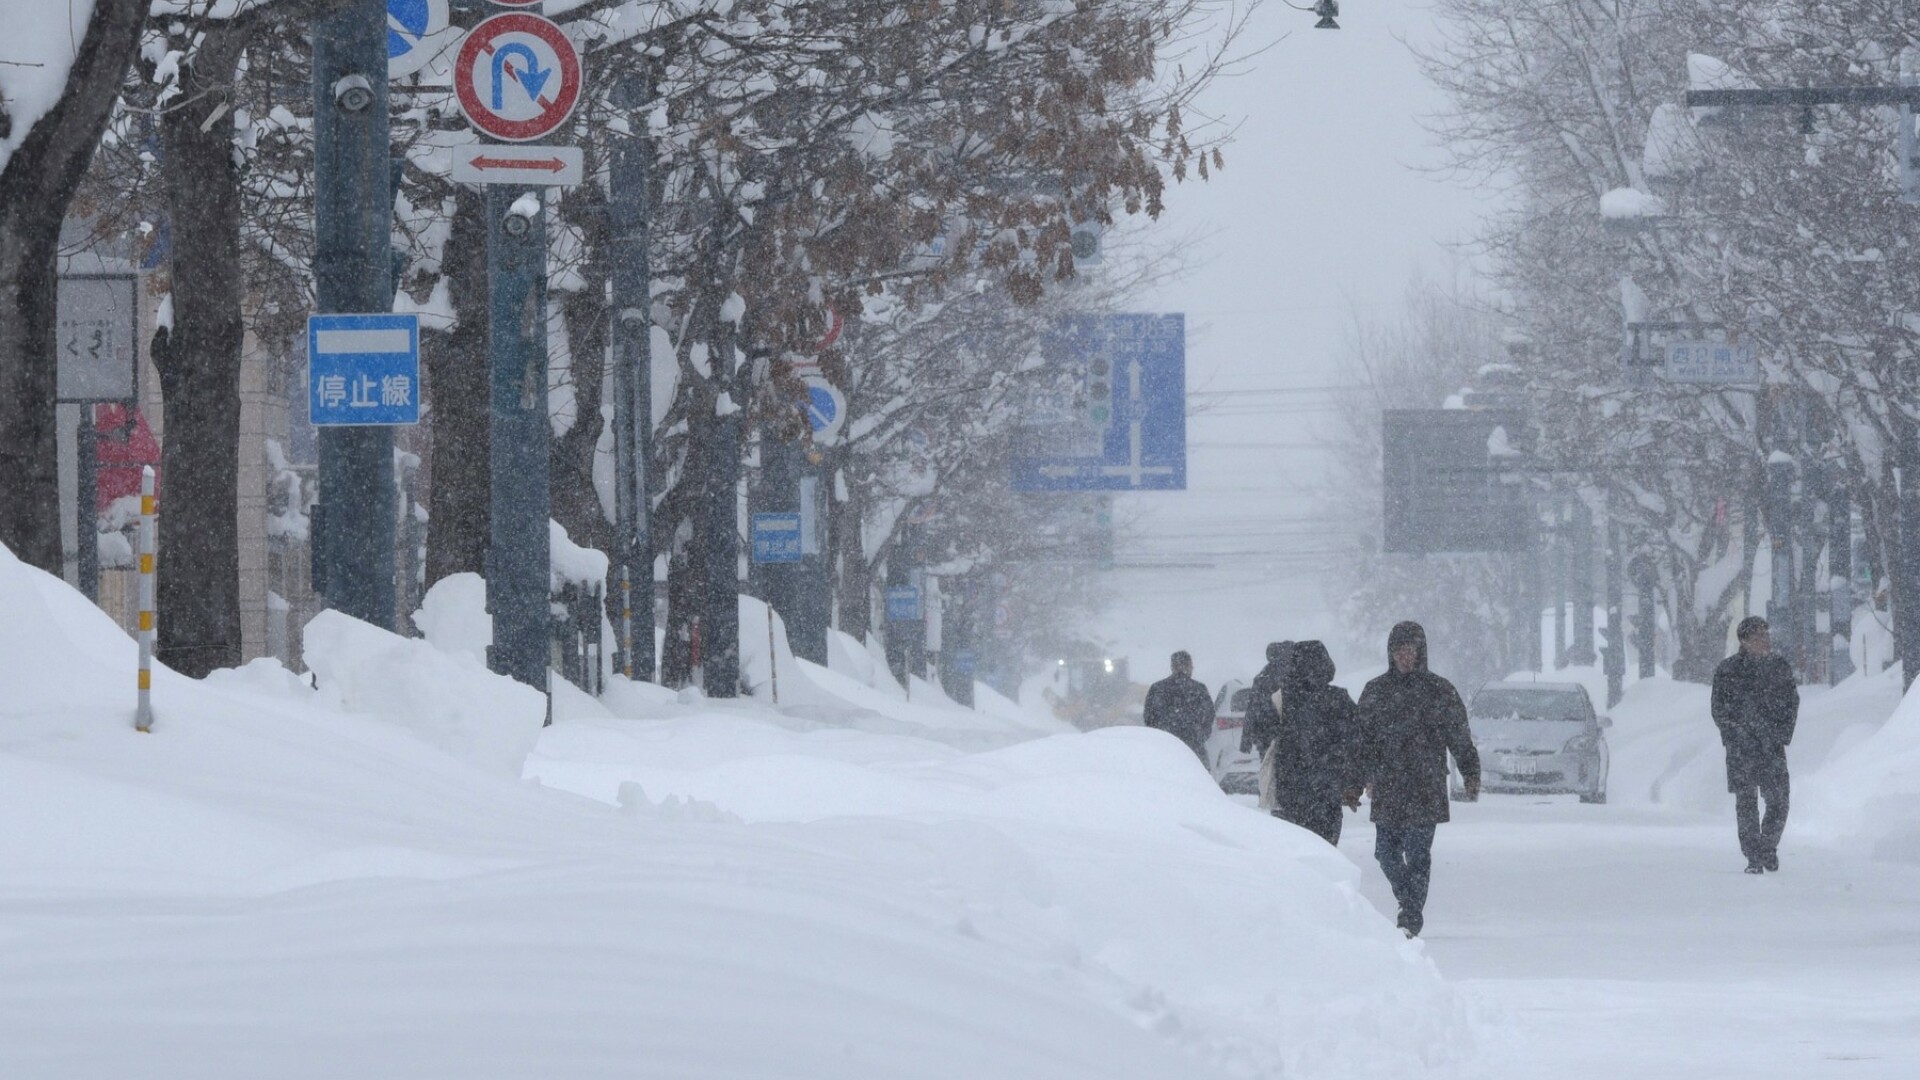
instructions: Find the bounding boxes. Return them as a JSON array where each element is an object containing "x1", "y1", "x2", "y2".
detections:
[{"x1": 1348, "y1": 799, "x2": 1920, "y2": 1078}]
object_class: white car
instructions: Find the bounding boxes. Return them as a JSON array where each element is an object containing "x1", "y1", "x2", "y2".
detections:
[
  {"x1": 1451, "y1": 680, "x2": 1612, "y2": 804},
  {"x1": 1205, "y1": 679, "x2": 1261, "y2": 795}
]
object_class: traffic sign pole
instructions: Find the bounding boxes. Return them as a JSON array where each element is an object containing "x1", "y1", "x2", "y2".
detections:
[{"x1": 312, "y1": 0, "x2": 397, "y2": 631}]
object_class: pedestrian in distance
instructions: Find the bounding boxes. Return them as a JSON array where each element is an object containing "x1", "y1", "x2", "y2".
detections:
[
  {"x1": 1241, "y1": 641, "x2": 1293, "y2": 811},
  {"x1": 1355, "y1": 621, "x2": 1480, "y2": 939},
  {"x1": 1711, "y1": 616, "x2": 1799, "y2": 875},
  {"x1": 1144, "y1": 651, "x2": 1214, "y2": 765},
  {"x1": 1268, "y1": 640, "x2": 1362, "y2": 846}
]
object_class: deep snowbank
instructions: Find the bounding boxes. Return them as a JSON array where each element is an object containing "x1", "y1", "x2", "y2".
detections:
[{"x1": 0, "y1": 543, "x2": 1482, "y2": 1078}]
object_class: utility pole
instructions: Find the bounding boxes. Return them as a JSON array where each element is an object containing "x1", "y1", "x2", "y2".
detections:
[
  {"x1": 608, "y1": 69, "x2": 655, "y2": 682},
  {"x1": 1569, "y1": 499, "x2": 1597, "y2": 666},
  {"x1": 310, "y1": 0, "x2": 396, "y2": 630},
  {"x1": 1686, "y1": 81, "x2": 1920, "y2": 688},
  {"x1": 1829, "y1": 472, "x2": 1855, "y2": 684},
  {"x1": 484, "y1": 181, "x2": 550, "y2": 694}
]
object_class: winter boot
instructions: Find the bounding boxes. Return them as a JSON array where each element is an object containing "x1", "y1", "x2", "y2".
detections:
[
  {"x1": 1762, "y1": 851, "x2": 1779, "y2": 872},
  {"x1": 1744, "y1": 858, "x2": 1765, "y2": 875}
]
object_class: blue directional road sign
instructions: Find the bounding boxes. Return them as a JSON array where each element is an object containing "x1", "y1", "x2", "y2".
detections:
[
  {"x1": 387, "y1": 0, "x2": 451, "y2": 79},
  {"x1": 308, "y1": 314, "x2": 421, "y2": 427},
  {"x1": 1011, "y1": 313, "x2": 1186, "y2": 491},
  {"x1": 803, "y1": 375, "x2": 847, "y2": 445},
  {"x1": 752, "y1": 512, "x2": 803, "y2": 564},
  {"x1": 886, "y1": 585, "x2": 923, "y2": 622}
]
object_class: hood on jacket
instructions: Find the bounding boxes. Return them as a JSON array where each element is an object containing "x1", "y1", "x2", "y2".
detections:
[
  {"x1": 1289, "y1": 640, "x2": 1336, "y2": 690},
  {"x1": 1386, "y1": 621, "x2": 1428, "y2": 672}
]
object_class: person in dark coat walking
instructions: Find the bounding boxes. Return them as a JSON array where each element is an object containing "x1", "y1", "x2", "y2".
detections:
[
  {"x1": 1240, "y1": 641, "x2": 1294, "y2": 759},
  {"x1": 1269, "y1": 640, "x2": 1362, "y2": 846},
  {"x1": 1711, "y1": 616, "x2": 1799, "y2": 874},
  {"x1": 1144, "y1": 651, "x2": 1214, "y2": 764},
  {"x1": 1355, "y1": 621, "x2": 1479, "y2": 938}
]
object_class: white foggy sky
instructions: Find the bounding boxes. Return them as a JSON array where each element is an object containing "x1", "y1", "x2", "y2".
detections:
[{"x1": 1104, "y1": 1, "x2": 1497, "y2": 689}]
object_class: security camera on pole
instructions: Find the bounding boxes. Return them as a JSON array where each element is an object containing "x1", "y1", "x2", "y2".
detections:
[{"x1": 451, "y1": 2, "x2": 584, "y2": 700}]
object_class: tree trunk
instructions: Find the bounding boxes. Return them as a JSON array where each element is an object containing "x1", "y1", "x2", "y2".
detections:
[
  {"x1": 552, "y1": 266, "x2": 613, "y2": 562},
  {"x1": 0, "y1": 0, "x2": 146, "y2": 572},
  {"x1": 425, "y1": 186, "x2": 491, "y2": 587},
  {"x1": 830, "y1": 460, "x2": 872, "y2": 641},
  {"x1": 152, "y1": 28, "x2": 249, "y2": 677}
]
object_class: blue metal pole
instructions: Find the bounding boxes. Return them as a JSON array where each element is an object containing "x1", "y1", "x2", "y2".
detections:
[
  {"x1": 608, "y1": 70, "x2": 655, "y2": 681},
  {"x1": 485, "y1": 182, "x2": 551, "y2": 697},
  {"x1": 311, "y1": 0, "x2": 396, "y2": 629}
]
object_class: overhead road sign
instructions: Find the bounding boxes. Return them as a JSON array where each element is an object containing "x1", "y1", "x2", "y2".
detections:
[
  {"x1": 452, "y1": 144, "x2": 584, "y2": 186},
  {"x1": 308, "y1": 314, "x2": 421, "y2": 427},
  {"x1": 387, "y1": 0, "x2": 454, "y2": 79},
  {"x1": 752, "y1": 513, "x2": 803, "y2": 564},
  {"x1": 1011, "y1": 313, "x2": 1186, "y2": 491},
  {"x1": 803, "y1": 376, "x2": 847, "y2": 445},
  {"x1": 1381, "y1": 408, "x2": 1531, "y2": 554},
  {"x1": 454, "y1": 12, "x2": 583, "y2": 143}
]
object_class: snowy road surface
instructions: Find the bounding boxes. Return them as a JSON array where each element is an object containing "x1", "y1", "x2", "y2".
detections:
[{"x1": 1342, "y1": 798, "x2": 1920, "y2": 1078}]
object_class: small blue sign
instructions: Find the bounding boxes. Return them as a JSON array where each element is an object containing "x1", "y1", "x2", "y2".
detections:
[
  {"x1": 308, "y1": 313, "x2": 420, "y2": 427},
  {"x1": 389, "y1": 0, "x2": 433, "y2": 58},
  {"x1": 952, "y1": 649, "x2": 976, "y2": 676},
  {"x1": 1011, "y1": 313, "x2": 1186, "y2": 491},
  {"x1": 886, "y1": 585, "x2": 923, "y2": 622},
  {"x1": 752, "y1": 512, "x2": 803, "y2": 564}
]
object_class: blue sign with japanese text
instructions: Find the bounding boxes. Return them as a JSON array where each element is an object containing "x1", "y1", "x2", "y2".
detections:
[
  {"x1": 1011, "y1": 313, "x2": 1185, "y2": 491},
  {"x1": 308, "y1": 314, "x2": 420, "y2": 427},
  {"x1": 752, "y1": 512, "x2": 803, "y2": 564},
  {"x1": 886, "y1": 585, "x2": 923, "y2": 622}
]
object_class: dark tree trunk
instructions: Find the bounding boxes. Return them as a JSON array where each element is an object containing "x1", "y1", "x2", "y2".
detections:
[
  {"x1": 830, "y1": 458, "x2": 872, "y2": 641},
  {"x1": 0, "y1": 0, "x2": 146, "y2": 573},
  {"x1": 553, "y1": 258, "x2": 614, "y2": 562},
  {"x1": 425, "y1": 186, "x2": 491, "y2": 587},
  {"x1": 152, "y1": 28, "x2": 249, "y2": 677}
]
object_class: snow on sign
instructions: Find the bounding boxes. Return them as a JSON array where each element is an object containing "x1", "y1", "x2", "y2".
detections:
[
  {"x1": 1011, "y1": 314, "x2": 1186, "y2": 491},
  {"x1": 451, "y1": 144, "x2": 584, "y2": 186},
  {"x1": 308, "y1": 314, "x2": 421, "y2": 427},
  {"x1": 387, "y1": 0, "x2": 453, "y2": 79},
  {"x1": 453, "y1": 13, "x2": 583, "y2": 143}
]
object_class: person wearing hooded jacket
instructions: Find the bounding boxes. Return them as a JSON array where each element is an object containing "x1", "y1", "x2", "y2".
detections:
[
  {"x1": 1268, "y1": 640, "x2": 1362, "y2": 845},
  {"x1": 1355, "y1": 621, "x2": 1480, "y2": 938},
  {"x1": 1240, "y1": 641, "x2": 1294, "y2": 759}
]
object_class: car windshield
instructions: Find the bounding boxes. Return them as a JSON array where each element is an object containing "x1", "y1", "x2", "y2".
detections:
[{"x1": 1472, "y1": 689, "x2": 1589, "y2": 723}]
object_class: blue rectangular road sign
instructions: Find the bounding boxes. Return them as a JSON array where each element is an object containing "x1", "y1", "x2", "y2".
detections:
[
  {"x1": 752, "y1": 512, "x2": 804, "y2": 564},
  {"x1": 886, "y1": 585, "x2": 922, "y2": 622},
  {"x1": 1011, "y1": 313, "x2": 1185, "y2": 491},
  {"x1": 308, "y1": 314, "x2": 420, "y2": 426}
]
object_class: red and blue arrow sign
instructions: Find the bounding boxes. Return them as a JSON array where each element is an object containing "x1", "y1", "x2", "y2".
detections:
[{"x1": 454, "y1": 12, "x2": 582, "y2": 143}]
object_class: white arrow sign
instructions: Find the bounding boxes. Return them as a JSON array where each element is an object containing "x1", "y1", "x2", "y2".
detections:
[
  {"x1": 1099, "y1": 358, "x2": 1174, "y2": 487},
  {"x1": 451, "y1": 144, "x2": 584, "y2": 186}
]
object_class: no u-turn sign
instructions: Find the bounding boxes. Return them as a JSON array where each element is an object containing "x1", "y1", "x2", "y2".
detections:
[{"x1": 453, "y1": 12, "x2": 583, "y2": 142}]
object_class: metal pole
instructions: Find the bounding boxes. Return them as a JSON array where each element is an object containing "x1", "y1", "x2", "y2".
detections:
[
  {"x1": 135, "y1": 466, "x2": 155, "y2": 732},
  {"x1": 1830, "y1": 479, "x2": 1855, "y2": 683},
  {"x1": 485, "y1": 181, "x2": 552, "y2": 699},
  {"x1": 1570, "y1": 499, "x2": 1596, "y2": 665},
  {"x1": 767, "y1": 602, "x2": 779, "y2": 705},
  {"x1": 1604, "y1": 514, "x2": 1625, "y2": 708},
  {"x1": 609, "y1": 68, "x2": 655, "y2": 682},
  {"x1": 1766, "y1": 452, "x2": 1796, "y2": 668},
  {"x1": 1899, "y1": 416, "x2": 1920, "y2": 689},
  {"x1": 311, "y1": 0, "x2": 396, "y2": 630},
  {"x1": 76, "y1": 405, "x2": 99, "y2": 603}
]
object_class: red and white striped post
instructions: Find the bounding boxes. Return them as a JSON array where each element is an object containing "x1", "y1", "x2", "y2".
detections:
[{"x1": 135, "y1": 465, "x2": 156, "y2": 733}]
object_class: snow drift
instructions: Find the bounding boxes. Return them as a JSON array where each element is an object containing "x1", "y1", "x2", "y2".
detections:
[{"x1": 0, "y1": 542, "x2": 1484, "y2": 1078}]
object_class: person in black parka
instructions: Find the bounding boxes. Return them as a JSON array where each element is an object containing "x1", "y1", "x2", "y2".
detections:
[
  {"x1": 1355, "y1": 621, "x2": 1480, "y2": 938},
  {"x1": 1240, "y1": 641, "x2": 1294, "y2": 760},
  {"x1": 1144, "y1": 650, "x2": 1215, "y2": 764},
  {"x1": 1711, "y1": 616, "x2": 1799, "y2": 874},
  {"x1": 1269, "y1": 640, "x2": 1361, "y2": 846}
]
